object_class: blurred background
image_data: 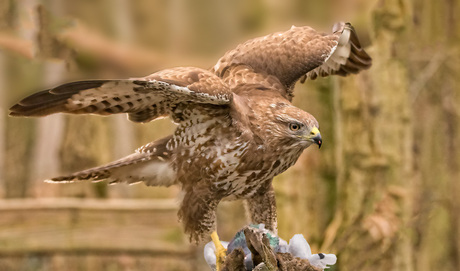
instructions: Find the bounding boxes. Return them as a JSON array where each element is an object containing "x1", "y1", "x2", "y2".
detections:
[{"x1": 0, "y1": 0, "x2": 459, "y2": 270}]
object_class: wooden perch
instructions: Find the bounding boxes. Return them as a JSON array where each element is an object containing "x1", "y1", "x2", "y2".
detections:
[{"x1": 0, "y1": 198, "x2": 190, "y2": 257}]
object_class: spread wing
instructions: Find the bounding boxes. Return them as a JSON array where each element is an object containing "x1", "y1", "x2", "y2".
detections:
[
  {"x1": 9, "y1": 67, "x2": 232, "y2": 123},
  {"x1": 213, "y1": 22, "x2": 371, "y2": 95}
]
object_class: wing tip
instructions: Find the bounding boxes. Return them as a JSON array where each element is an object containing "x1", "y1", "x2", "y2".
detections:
[
  {"x1": 8, "y1": 80, "x2": 115, "y2": 117},
  {"x1": 9, "y1": 102, "x2": 68, "y2": 117},
  {"x1": 332, "y1": 21, "x2": 346, "y2": 33},
  {"x1": 44, "y1": 178, "x2": 75, "y2": 184},
  {"x1": 303, "y1": 22, "x2": 372, "y2": 82}
]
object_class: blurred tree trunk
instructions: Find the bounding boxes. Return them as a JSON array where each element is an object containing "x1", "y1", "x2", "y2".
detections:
[
  {"x1": 57, "y1": 0, "x2": 116, "y2": 199},
  {"x1": 321, "y1": 0, "x2": 414, "y2": 270},
  {"x1": 31, "y1": 61, "x2": 65, "y2": 197},
  {"x1": 0, "y1": 51, "x2": 5, "y2": 198},
  {"x1": 106, "y1": 0, "x2": 137, "y2": 198},
  {"x1": 29, "y1": 1, "x2": 67, "y2": 196},
  {"x1": 443, "y1": 63, "x2": 460, "y2": 271},
  {"x1": 410, "y1": 0, "x2": 460, "y2": 270},
  {"x1": 4, "y1": 0, "x2": 39, "y2": 198}
]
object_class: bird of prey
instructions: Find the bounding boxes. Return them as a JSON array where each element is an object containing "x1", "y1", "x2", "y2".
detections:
[{"x1": 10, "y1": 22, "x2": 371, "y2": 263}]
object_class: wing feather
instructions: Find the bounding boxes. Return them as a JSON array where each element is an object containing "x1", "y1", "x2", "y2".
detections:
[
  {"x1": 46, "y1": 136, "x2": 175, "y2": 186},
  {"x1": 213, "y1": 22, "x2": 371, "y2": 98},
  {"x1": 9, "y1": 67, "x2": 231, "y2": 123},
  {"x1": 302, "y1": 22, "x2": 372, "y2": 81},
  {"x1": 213, "y1": 25, "x2": 337, "y2": 89}
]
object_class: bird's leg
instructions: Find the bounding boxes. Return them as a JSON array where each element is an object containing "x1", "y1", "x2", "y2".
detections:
[
  {"x1": 244, "y1": 182, "x2": 278, "y2": 234},
  {"x1": 178, "y1": 185, "x2": 222, "y2": 241},
  {"x1": 211, "y1": 231, "x2": 227, "y2": 271}
]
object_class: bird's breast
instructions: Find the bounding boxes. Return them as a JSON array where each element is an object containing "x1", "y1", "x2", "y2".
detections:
[
  {"x1": 170, "y1": 105, "x2": 305, "y2": 198},
  {"x1": 211, "y1": 144, "x2": 305, "y2": 199}
]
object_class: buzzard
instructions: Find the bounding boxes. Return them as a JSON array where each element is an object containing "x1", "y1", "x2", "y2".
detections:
[{"x1": 10, "y1": 22, "x2": 371, "y2": 264}]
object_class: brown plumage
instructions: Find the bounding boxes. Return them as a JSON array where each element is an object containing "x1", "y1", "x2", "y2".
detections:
[{"x1": 9, "y1": 22, "x2": 371, "y2": 242}]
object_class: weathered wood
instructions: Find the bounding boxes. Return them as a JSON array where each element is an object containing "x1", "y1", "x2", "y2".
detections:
[{"x1": 0, "y1": 198, "x2": 191, "y2": 256}]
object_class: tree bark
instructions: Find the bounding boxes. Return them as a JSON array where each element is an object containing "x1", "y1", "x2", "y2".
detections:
[{"x1": 324, "y1": 0, "x2": 415, "y2": 270}]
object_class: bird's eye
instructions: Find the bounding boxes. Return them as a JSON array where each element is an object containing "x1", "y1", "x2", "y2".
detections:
[{"x1": 289, "y1": 123, "x2": 301, "y2": 131}]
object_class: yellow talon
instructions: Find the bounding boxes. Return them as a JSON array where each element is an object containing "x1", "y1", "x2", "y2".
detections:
[{"x1": 211, "y1": 231, "x2": 227, "y2": 271}]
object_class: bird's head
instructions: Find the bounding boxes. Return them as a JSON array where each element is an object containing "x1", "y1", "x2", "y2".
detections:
[
  {"x1": 265, "y1": 102, "x2": 322, "y2": 149},
  {"x1": 231, "y1": 88, "x2": 322, "y2": 150}
]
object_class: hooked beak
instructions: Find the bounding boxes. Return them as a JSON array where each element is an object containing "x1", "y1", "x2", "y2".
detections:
[{"x1": 308, "y1": 127, "x2": 322, "y2": 149}]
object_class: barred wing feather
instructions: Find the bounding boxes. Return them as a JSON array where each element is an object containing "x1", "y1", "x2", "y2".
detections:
[{"x1": 9, "y1": 67, "x2": 232, "y2": 123}]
